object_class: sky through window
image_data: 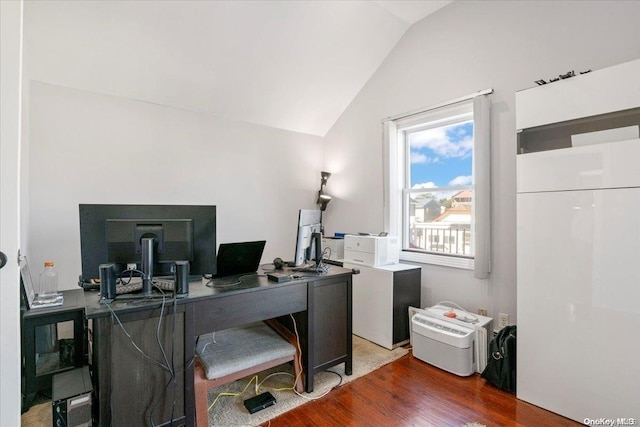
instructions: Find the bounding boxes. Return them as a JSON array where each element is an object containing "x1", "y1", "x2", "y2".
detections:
[{"x1": 409, "y1": 121, "x2": 473, "y2": 189}]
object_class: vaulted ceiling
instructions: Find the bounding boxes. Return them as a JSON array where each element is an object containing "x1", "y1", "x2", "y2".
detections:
[{"x1": 24, "y1": 0, "x2": 452, "y2": 136}]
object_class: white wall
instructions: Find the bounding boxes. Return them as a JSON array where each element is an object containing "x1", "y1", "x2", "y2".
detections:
[
  {"x1": 27, "y1": 81, "x2": 324, "y2": 289},
  {"x1": 322, "y1": 0, "x2": 640, "y2": 323},
  {"x1": 24, "y1": 0, "x2": 640, "y2": 318}
]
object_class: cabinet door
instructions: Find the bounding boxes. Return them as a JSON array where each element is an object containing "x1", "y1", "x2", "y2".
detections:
[
  {"x1": 392, "y1": 268, "x2": 421, "y2": 345},
  {"x1": 517, "y1": 187, "x2": 640, "y2": 421},
  {"x1": 350, "y1": 265, "x2": 393, "y2": 348},
  {"x1": 309, "y1": 276, "x2": 350, "y2": 370}
]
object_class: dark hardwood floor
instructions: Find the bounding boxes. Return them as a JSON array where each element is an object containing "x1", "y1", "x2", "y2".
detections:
[
  {"x1": 270, "y1": 352, "x2": 581, "y2": 427},
  {"x1": 22, "y1": 351, "x2": 582, "y2": 426}
]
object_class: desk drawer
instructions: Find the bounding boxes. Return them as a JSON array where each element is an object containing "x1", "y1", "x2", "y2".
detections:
[{"x1": 193, "y1": 282, "x2": 307, "y2": 335}]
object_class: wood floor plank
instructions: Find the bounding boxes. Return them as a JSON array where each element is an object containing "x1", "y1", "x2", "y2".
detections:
[{"x1": 269, "y1": 353, "x2": 582, "y2": 426}]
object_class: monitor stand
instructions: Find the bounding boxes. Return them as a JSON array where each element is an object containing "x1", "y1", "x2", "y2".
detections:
[
  {"x1": 141, "y1": 237, "x2": 155, "y2": 296},
  {"x1": 312, "y1": 232, "x2": 323, "y2": 263}
]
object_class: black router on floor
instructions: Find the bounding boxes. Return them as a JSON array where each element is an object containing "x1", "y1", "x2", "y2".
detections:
[{"x1": 244, "y1": 391, "x2": 276, "y2": 414}]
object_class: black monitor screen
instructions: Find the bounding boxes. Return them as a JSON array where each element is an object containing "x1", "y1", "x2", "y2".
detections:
[{"x1": 79, "y1": 204, "x2": 216, "y2": 281}]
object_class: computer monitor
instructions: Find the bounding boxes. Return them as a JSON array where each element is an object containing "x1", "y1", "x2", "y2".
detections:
[
  {"x1": 293, "y1": 209, "x2": 322, "y2": 267},
  {"x1": 79, "y1": 204, "x2": 217, "y2": 285}
]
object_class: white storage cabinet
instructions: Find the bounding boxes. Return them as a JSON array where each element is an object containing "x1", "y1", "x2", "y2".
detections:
[{"x1": 344, "y1": 262, "x2": 420, "y2": 350}]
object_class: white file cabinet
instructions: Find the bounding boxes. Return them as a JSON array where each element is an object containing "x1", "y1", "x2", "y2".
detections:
[{"x1": 344, "y1": 262, "x2": 421, "y2": 349}]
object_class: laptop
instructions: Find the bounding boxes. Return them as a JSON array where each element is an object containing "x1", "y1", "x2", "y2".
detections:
[{"x1": 215, "y1": 240, "x2": 266, "y2": 278}]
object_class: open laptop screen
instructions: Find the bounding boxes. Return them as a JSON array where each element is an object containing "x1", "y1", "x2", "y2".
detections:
[{"x1": 215, "y1": 241, "x2": 266, "y2": 278}]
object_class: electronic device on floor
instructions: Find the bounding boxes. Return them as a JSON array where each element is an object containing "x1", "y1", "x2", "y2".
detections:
[
  {"x1": 409, "y1": 304, "x2": 493, "y2": 377},
  {"x1": 243, "y1": 391, "x2": 276, "y2": 414},
  {"x1": 52, "y1": 366, "x2": 93, "y2": 427}
]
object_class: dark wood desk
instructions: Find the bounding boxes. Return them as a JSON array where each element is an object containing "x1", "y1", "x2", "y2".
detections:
[{"x1": 85, "y1": 267, "x2": 353, "y2": 426}]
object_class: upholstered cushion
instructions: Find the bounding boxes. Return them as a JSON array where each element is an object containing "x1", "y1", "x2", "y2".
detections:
[{"x1": 196, "y1": 322, "x2": 296, "y2": 380}]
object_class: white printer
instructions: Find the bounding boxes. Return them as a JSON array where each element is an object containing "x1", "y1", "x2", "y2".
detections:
[
  {"x1": 343, "y1": 234, "x2": 399, "y2": 267},
  {"x1": 409, "y1": 304, "x2": 493, "y2": 377}
]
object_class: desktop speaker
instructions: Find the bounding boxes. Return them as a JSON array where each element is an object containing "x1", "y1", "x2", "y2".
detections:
[
  {"x1": 99, "y1": 263, "x2": 116, "y2": 301},
  {"x1": 175, "y1": 261, "x2": 189, "y2": 297}
]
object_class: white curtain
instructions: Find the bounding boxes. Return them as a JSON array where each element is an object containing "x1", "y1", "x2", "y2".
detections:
[{"x1": 473, "y1": 94, "x2": 491, "y2": 279}]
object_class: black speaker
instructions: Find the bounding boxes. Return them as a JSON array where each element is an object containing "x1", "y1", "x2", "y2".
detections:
[
  {"x1": 175, "y1": 261, "x2": 189, "y2": 298},
  {"x1": 99, "y1": 263, "x2": 116, "y2": 301}
]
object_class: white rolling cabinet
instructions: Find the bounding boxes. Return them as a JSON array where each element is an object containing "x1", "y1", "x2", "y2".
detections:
[
  {"x1": 344, "y1": 262, "x2": 421, "y2": 350},
  {"x1": 516, "y1": 58, "x2": 640, "y2": 423}
]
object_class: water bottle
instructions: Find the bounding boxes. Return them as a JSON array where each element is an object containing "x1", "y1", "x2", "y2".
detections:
[{"x1": 39, "y1": 261, "x2": 59, "y2": 300}]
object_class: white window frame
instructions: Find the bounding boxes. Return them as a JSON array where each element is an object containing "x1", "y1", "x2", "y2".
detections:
[{"x1": 383, "y1": 90, "x2": 492, "y2": 278}]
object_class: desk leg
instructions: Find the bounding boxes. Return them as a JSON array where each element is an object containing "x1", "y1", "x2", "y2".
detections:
[
  {"x1": 303, "y1": 276, "x2": 353, "y2": 392},
  {"x1": 184, "y1": 303, "x2": 196, "y2": 427},
  {"x1": 305, "y1": 291, "x2": 315, "y2": 394},
  {"x1": 92, "y1": 316, "x2": 113, "y2": 427},
  {"x1": 22, "y1": 317, "x2": 37, "y2": 412},
  {"x1": 21, "y1": 319, "x2": 44, "y2": 412},
  {"x1": 345, "y1": 277, "x2": 353, "y2": 376}
]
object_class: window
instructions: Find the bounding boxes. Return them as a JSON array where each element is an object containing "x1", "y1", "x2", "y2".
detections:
[{"x1": 383, "y1": 92, "x2": 491, "y2": 278}]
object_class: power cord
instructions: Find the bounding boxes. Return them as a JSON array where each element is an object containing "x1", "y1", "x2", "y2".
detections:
[
  {"x1": 206, "y1": 314, "x2": 306, "y2": 413},
  {"x1": 55, "y1": 406, "x2": 68, "y2": 426},
  {"x1": 260, "y1": 262, "x2": 278, "y2": 273},
  {"x1": 436, "y1": 300, "x2": 479, "y2": 323},
  {"x1": 205, "y1": 273, "x2": 261, "y2": 289},
  {"x1": 148, "y1": 286, "x2": 180, "y2": 426},
  {"x1": 118, "y1": 268, "x2": 145, "y2": 284},
  {"x1": 105, "y1": 303, "x2": 172, "y2": 373},
  {"x1": 292, "y1": 247, "x2": 331, "y2": 275},
  {"x1": 105, "y1": 289, "x2": 181, "y2": 427},
  {"x1": 293, "y1": 370, "x2": 342, "y2": 400}
]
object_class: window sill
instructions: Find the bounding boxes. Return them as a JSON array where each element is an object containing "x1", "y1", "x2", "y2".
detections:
[{"x1": 400, "y1": 251, "x2": 474, "y2": 270}]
